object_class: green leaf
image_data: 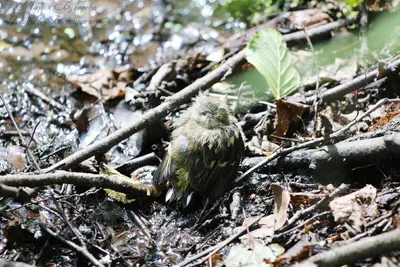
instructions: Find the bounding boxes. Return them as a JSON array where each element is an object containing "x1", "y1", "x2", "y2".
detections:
[
  {"x1": 100, "y1": 164, "x2": 136, "y2": 204},
  {"x1": 345, "y1": 0, "x2": 363, "y2": 7},
  {"x1": 246, "y1": 29, "x2": 300, "y2": 99}
]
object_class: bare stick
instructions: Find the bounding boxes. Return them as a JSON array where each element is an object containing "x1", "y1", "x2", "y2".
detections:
[
  {"x1": 300, "y1": 229, "x2": 400, "y2": 267},
  {"x1": 42, "y1": 226, "x2": 105, "y2": 267},
  {"x1": 279, "y1": 184, "x2": 349, "y2": 233},
  {"x1": 25, "y1": 84, "x2": 65, "y2": 110},
  {"x1": 304, "y1": 57, "x2": 400, "y2": 104},
  {"x1": 0, "y1": 95, "x2": 40, "y2": 171},
  {"x1": 1, "y1": 171, "x2": 151, "y2": 198},
  {"x1": 175, "y1": 217, "x2": 261, "y2": 267},
  {"x1": 273, "y1": 211, "x2": 331, "y2": 240}
]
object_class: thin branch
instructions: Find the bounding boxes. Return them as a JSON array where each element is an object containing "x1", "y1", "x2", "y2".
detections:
[
  {"x1": 272, "y1": 211, "x2": 331, "y2": 241},
  {"x1": 278, "y1": 184, "x2": 349, "y2": 233},
  {"x1": 1, "y1": 171, "x2": 151, "y2": 198},
  {"x1": 0, "y1": 95, "x2": 41, "y2": 171},
  {"x1": 42, "y1": 226, "x2": 105, "y2": 267},
  {"x1": 25, "y1": 84, "x2": 66, "y2": 111},
  {"x1": 175, "y1": 217, "x2": 261, "y2": 267},
  {"x1": 301, "y1": 229, "x2": 400, "y2": 267},
  {"x1": 304, "y1": 57, "x2": 400, "y2": 104}
]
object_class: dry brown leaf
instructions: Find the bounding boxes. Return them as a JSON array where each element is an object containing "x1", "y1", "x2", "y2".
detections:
[
  {"x1": 278, "y1": 238, "x2": 311, "y2": 263},
  {"x1": 329, "y1": 184, "x2": 378, "y2": 232},
  {"x1": 243, "y1": 184, "x2": 290, "y2": 239},
  {"x1": 225, "y1": 240, "x2": 282, "y2": 267},
  {"x1": 289, "y1": 8, "x2": 333, "y2": 27},
  {"x1": 275, "y1": 99, "x2": 310, "y2": 137},
  {"x1": 271, "y1": 183, "x2": 290, "y2": 229},
  {"x1": 66, "y1": 66, "x2": 131, "y2": 100},
  {"x1": 370, "y1": 110, "x2": 400, "y2": 131},
  {"x1": 0, "y1": 146, "x2": 27, "y2": 173}
]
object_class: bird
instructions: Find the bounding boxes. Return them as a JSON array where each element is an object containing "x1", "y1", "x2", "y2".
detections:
[{"x1": 152, "y1": 93, "x2": 245, "y2": 206}]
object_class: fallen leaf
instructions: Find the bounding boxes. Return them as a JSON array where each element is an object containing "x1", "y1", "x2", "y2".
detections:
[
  {"x1": 66, "y1": 66, "x2": 132, "y2": 100},
  {"x1": 243, "y1": 184, "x2": 290, "y2": 239},
  {"x1": 0, "y1": 146, "x2": 27, "y2": 174},
  {"x1": 289, "y1": 9, "x2": 333, "y2": 27},
  {"x1": 370, "y1": 110, "x2": 400, "y2": 131},
  {"x1": 329, "y1": 184, "x2": 378, "y2": 232},
  {"x1": 278, "y1": 237, "x2": 311, "y2": 263},
  {"x1": 225, "y1": 240, "x2": 280, "y2": 267},
  {"x1": 275, "y1": 99, "x2": 310, "y2": 137}
]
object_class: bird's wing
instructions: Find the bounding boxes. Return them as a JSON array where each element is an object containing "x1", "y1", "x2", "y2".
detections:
[
  {"x1": 152, "y1": 149, "x2": 176, "y2": 189},
  {"x1": 189, "y1": 126, "x2": 244, "y2": 198}
]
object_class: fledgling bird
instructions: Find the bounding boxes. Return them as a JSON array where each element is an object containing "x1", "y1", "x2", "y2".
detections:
[{"x1": 153, "y1": 93, "x2": 245, "y2": 205}]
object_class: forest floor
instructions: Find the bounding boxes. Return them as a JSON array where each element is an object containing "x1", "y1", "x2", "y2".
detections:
[{"x1": 0, "y1": 0, "x2": 400, "y2": 266}]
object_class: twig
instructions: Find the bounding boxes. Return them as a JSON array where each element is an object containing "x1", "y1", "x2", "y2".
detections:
[
  {"x1": 299, "y1": 229, "x2": 400, "y2": 267},
  {"x1": 243, "y1": 132, "x2": 400, "y2": 182},
  {"x1": 272, "y1": 211, "x2": 330, "y2": 241},
  {"x1": 115, "y1": 152, "x2": 160, "y2": 173},
  {"x1": 41, "y1": 226, "x2": 105, "y2": 267},
  {"x1": 128, "y1": 210, "x2": 153, "y2": 240},
  {"x1": 25, "y1": 84, "x2": 65, "y2": 110},
  {"x1": 147, "y1": 61, "x2": 176, "y2": 92},
  {"x1": 304, "y1": 57, "x2": 400, "y2": 104},
  {"x1": 26, "y1": 121, "x2": 41, "y2": 151},
  {"x1": 5, "y1": 188, "x2": 101, "y2": 213},
  {"x1": 1, "y1": 171, "x2": 151, "y2": 198},
  {"x1": 236, "y1": 98, "x2": 400, "y2": 183},
  {"x1": 0, "y1": 259, "x2": 35, "y2": 267},
  {"x1": 0, "y1": 184, "x2": 35, "y2": 203},
  {"x1": 0, "y1": 95, "x2": 41, "y2": 171},
  {"x1": 42, "y1": 19, "x2": 350, "y2": 173},
  {"x1": 278, "y1": 184, "x2": 348, "y2": 233},
  {"x1": 300, "y1": 22, "x2": 321, "y2": 135},
  {"x1": 174, "y1": 217, "x2": 261, "y2": 267},
  {"x1": 1, "y1": 130, "x2": 32, "y2": 137}
]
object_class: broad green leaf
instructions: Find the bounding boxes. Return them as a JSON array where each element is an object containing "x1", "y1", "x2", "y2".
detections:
[{"x1": 246, "y1": 29, "x2": 300, "y2": 99}]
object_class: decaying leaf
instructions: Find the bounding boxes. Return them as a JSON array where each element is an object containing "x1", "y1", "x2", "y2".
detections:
[
  {"x1": 274, "y1": 99, "x2": 310, "y2": 137},
  {"x1": 289, "y1": 8, "x2": 333, "y2": 27},
  {"x1": 242, "y1": 184, "x2": 290, "y2": 239},
  {"x1": 66, "y1": 66, "x2": 133, "y2": 100},
  {"x1": 225, "y1": 240, "x2": 284, "y2": 267},
  {"x1": 271, "y1": 183, "x2": 291, "y2": 228},
  {"x1": 0, "y1": 146, "x2": 27, "y2": 174},
  {"x1": 247, "y1": 136, "x2": 279, "y2": 156},
  {"x1": 329, "y1": 184, "x2": 378, "y2": 232},
  {"x1": 369, "y1": 102, "x2": 400, "y2": 131},
  {"x1": 278, "y1": 237, "x2": 312, "y2": 263}
]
